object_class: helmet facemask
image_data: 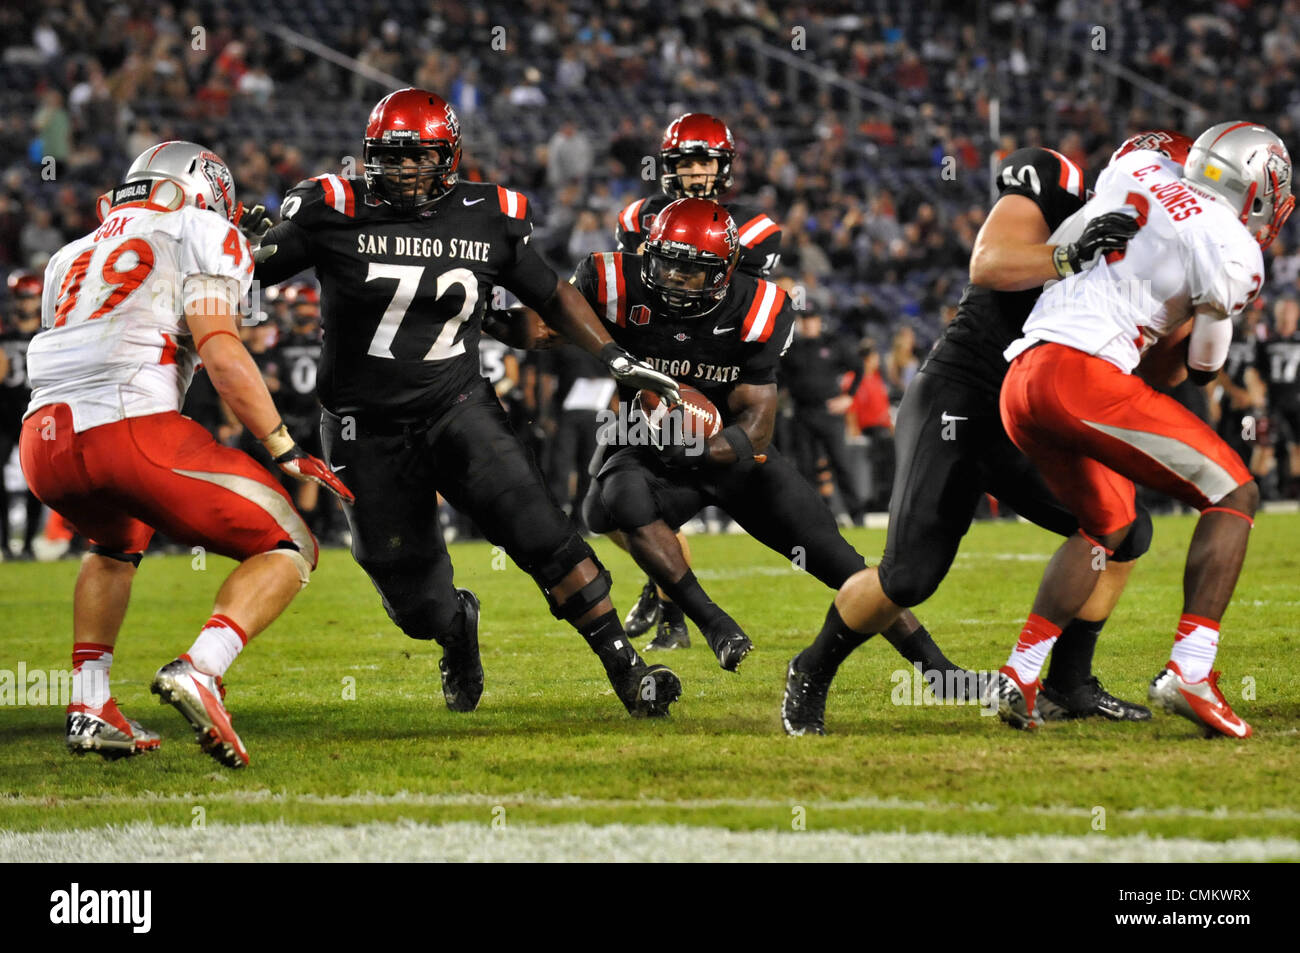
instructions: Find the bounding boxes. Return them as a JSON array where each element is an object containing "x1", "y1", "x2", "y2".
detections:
[
  {"x1": 642, "y1": 244, "x2": 733, "y2": 318},
  {"x1": 364, "y1": 137, "x2": 458, "y2": 212}
]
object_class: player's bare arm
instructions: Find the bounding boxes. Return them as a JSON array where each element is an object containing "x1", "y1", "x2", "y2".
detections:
[{"x1": 704, "y1": 382, "x2": 777, "y2": 465}]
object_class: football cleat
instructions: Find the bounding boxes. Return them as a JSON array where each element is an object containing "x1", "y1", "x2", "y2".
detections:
[
  {"x1": 1149, "y1": 663, "x2": 1252, "y2": 738},
  {"x1": 983, "y1": 666, "x2": 1043, "y2": 730},
  {"x1": 645, "y1": 614, "x2": 690, "y2": 651},
  {"x1": 65, "y1": 698, "x2": 160, "y2": 760},
  {"x1": 702, "y1": 619, "x2": 753, "y2": 672},
  {"x1": 151, "y1": 655, "x2": 249, "y2": 768},
  {"x1": 614, "y1": 661, "x2": 683, "y2": 718},
  {"x1": 624, "y1": 578, "x2": 662, "y2": 638},
  {"x1": 439, "y1": 588, "x2": 484, "y2": 712},
  {"x1": 781, "y1": 653, "x2": 832, "y2": 736},
  {"x1": 1038, "y1": 676, "x2": 1152, "y2": 722}
]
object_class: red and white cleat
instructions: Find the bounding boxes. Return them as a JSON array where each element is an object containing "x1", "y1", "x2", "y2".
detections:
[
  {"x1": 1149, "y1": 663, "x2": 1252, "y2": 739},
  {"x1": 65, "y1": 698, "x2": 161, "y2": 760},
  {"x1": 151, "y1": 655, "x2": 250, "y2": 767},
  {"x1": 982, "y1": 665, "x2": 1044, "y2": 730}
]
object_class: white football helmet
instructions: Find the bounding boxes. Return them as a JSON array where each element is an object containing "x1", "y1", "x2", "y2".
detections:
[
  {"x1": 1183, "y1": 121, "x2": 1295, "y2": 249},
  {"x1": 97, "y1": 141, "x2": 241, "y2": 223}
]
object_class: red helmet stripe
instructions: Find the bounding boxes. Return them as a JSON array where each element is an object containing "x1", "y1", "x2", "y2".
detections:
[
  {"x1": 620, "y1": 198, "x2": 645, "y2": 233},
  {"x1": 738, "y1": 214, "x2": 779, "y2": 247},
  {"x1": 742, "y1": 280, "x2": 782, "y2": 342},
  {"x1": 1211, "y1": 121, "x2": 1258, "y2": 147}
]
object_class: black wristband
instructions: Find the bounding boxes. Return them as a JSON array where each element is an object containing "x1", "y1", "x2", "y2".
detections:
[{"x1": 718, "y1": 424, "x2": 757, "y2": 473}]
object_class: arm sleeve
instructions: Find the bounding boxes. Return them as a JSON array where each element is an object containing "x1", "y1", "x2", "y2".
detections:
[
  {"x1": 498, "y1": 197, "x2": 560, "y2": 309},
  {"x1": 179, "y1": 211, "x2": 254, "y2": 314},
  {"x1": 1187, "y1": 308, "x2": 1234, "y2": 373},
  {"x1": 996, "y1": 147, "x2": 1086, "y2": 232},
  {"x1": 738, "y1": 300, "x2": 796, "y2": 385},
  {"x1": 252, "y1": 219, "x2": 316, "y2": 285}
]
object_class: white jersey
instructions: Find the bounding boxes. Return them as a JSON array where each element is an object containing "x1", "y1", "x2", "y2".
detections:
[
  {"x1": 26, "y1": 203, "x2": 253, "y2": 432},
  {"x1": 1007, "y1": 149, "x2": 1264, "y2": 374}
]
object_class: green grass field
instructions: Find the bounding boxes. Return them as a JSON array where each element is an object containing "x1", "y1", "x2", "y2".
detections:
[{"x1": 2, "y1": 512, "x2": 1299, "y2": 861}]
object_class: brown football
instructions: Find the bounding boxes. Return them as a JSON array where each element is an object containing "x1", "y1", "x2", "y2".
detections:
[{"x1": 635, "y1": 385, "x2": 723, "y2": 442}]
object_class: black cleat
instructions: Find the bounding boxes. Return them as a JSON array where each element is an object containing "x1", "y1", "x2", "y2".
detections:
[
  {"x1": 614, "y1": 661, "x2": 682, "y2": 717},
  {"x1": 439, "y1": 589, "x2": 484, "y2": 712},
  {"x1": 702, "y1": 619, "x2": 753, "y2": 672},
  {"x1": 1038, "y1": 676, "x2": 1152, "y2": 722},
  {"x1": 624, "y1": 578, "x2": 662, "y2": 638},
  {"x1": 645, "y1": 614, "x2": 690, "y2": 651},
  {"x1": 781, "y1": 653, "x2": 832, "y2": 736}
]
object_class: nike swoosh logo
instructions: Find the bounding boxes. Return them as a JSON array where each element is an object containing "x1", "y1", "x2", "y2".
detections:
[
  {"x1": 940, "y1": 412, "x2": 968, "y2": 422},
  {"x1": 330, "y1": 464, "x2": 347, "y2": 472},
  {"x1": 463, "y1": 197, "x2": 485, "y2": 206},
  {"x1": 713, "y1": 326, "x2": 736, "y2": 335}
]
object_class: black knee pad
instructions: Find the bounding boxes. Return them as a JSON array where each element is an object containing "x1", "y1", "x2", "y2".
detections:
[
  {"x1": 521, "y1": 532, "x2": 612, "y2": 622},
  {"x1": 1110, "y1": 506, "x2": 1153, "y2": 563},
  {"x1": 875, "y1": 551, "x2": 945, "y2": 609},
  {"x1": 88, "y1": 544, "x2": 144, "y2": 568},
  {"x1": 598, "y1": 469, "x2": 660, "y2": 532}
]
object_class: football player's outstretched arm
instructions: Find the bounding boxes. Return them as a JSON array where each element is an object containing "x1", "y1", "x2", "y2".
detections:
[
  {"x1": 482, "y1": 304, "x2": 559, "y2": 350},
  {"x1": 186, "y1": 296, "x2": 353, "y2": 503},
  {"x1": 707, "y1": 382, "x2": 778, "y2": 465},
  {"x1": 251, "y1": 219, "x2": 314, "y2": 286}
]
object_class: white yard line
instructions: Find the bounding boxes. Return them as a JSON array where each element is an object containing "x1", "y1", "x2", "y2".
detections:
[
  {"x1": 2, "y1": 820, "x2": 1297, "y2": 862},
  {"x1": 5, "y1": 789, "x2": 1300, "y2": 823}
]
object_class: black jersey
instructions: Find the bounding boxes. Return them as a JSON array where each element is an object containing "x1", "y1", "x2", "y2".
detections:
[
  {"x1": 923, "y1": 147, "x2": 1088, "y2": 396},
  {"x1": 255, "y1": 175, "x2": 558, "y2": 420},
  {"x1": 1258, "y1": 330, "x2": 1300, "y2": 406},
  {"x1": 0, "y1": 328, "x2": 35, "y2": 423},
  {"x1": 615, "y1": 195, "x2": 782, "y2": 278},
  {"x1": 571, "y1": 251, "x2": 794, "y2": 419},
  {"x1": 273, "y1": 327, "x2": 324, "y2": 421}
]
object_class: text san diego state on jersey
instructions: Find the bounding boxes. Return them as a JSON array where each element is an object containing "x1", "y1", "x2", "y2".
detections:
[
  {"x1": 571, "y1": 250, "x2": 794, "y2": 419},
  {"x1": 615, "y1": 195, "x2": 782, "y2": 278},
  {"x1": 255, "y1": 174, "x2": 557, "y2": 420},
  {"x1": 922, "y1": 147, "x2": 1088, "y2": 395}
]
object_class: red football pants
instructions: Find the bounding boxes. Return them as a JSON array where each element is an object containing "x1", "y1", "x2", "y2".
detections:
[
  {"x1": 1000, "y1": 343, "x2": 1251, "y2": 536},
  {"x1": 20, "y1": 404, "x2": 316, "y2": 564}
]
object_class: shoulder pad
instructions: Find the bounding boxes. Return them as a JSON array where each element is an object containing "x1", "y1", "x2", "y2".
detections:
[
  {"x1": 733, "y1": 209, "x2": 782, "y2": 250},
  {"x1": 738, "y1": 277, "x2": 787, "y2": 343},
  {"x1": 618, "y1": 197, "x2": 649, "y2": 235},
  {"x1": 280, "y1": 174, "x2": 360, "y2": 224},
  {"x1": 587, "y1": 251, "x2": 633, "y2": 326},
  {"x1": 997, "y1": 147, "x2": 1086, "y2": 204}
]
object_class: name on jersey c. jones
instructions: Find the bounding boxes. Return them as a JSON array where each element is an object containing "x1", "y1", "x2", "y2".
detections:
[
  {"x1": 356, "y1": 233, "x2": 491, "y2": 262},
  {"x1": 644, "y1": 356, "x2": 741, "y2": 383}
]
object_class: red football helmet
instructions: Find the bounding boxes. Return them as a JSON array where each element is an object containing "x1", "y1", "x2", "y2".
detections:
[
  {"x1": 641, "y1": 198, "x2": 740, "y2": 318},
  {"x1": 7, "y1": 270, "x2": 42, "y2": 298},
  {"x1": 660, "y1": 113, "x2": 735, "y2": 200},
  {"x1": 364, "y1": 88, "x2": 462, "y2": 211},
  {"x1": 1111, "y1": 129, "x2": 1194, "y2": 167}
]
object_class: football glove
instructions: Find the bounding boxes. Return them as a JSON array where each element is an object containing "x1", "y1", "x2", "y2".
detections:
[
  {"x1": 601, "y1": 343, "x2": 681, "y2": 404},
  {"x1": 1053, "y1": 208, "x2": 1140, "y2": 277},
  {"x1": 261, "y1": 424, "x2": 355, "y2": 503},
  {"x1": 238, "y1": 203, "x2": 273, "y2": 246}
]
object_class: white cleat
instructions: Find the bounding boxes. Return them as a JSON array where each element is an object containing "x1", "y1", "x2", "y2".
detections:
[
  {"x1": 1149, "y1": 663, "x2": 1252, "y2": 738},
  {"x1": 151, "y1": 655, "x2": 250, "y2": 767},
  {"x1": 65, "y1": 698, "x2": 161, "y2": 760},
  {"x1": 982, "y1": 666, "x2": 1043, "y2": 730}
]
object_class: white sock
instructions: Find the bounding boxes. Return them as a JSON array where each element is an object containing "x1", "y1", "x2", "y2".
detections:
[
  {"x1": 187, "y1": 615, "x2": 248, "y2": 677},
  {"x1": 1004, "y1": 614, "x2": 1062, "y2": 686},
  {"x1": 1170, "y1": 614, "x2": 1219, "y2": 682},
  {"x1": 71, "y1": 642, "x2": 112, "y2": 708}
]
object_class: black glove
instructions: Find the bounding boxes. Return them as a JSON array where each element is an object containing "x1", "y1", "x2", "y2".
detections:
[
  {"x1": 601, "y1": 343, "x2": 681, "y2": 404},
  {"x1": 1053, "y1": 209, "x2": 1141, "y2": 277}
]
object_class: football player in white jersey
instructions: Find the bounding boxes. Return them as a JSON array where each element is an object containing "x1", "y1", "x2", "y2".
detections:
[
  {"x1": 988, "y1": 122, "x2": 1294, "y2": 738},
  {"x1": 21, "y1": 141, "x2": 353, "y2": 767}
]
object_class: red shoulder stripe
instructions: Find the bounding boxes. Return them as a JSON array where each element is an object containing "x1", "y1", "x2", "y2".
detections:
[{"x1": 740, "y1": 280, "x2": 784, "y2": 343}]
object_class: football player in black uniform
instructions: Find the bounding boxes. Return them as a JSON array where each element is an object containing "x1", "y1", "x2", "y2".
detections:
[
  {"x1": 1258, "y1": 296, "x2": 1300, "y2": 496},
  {"x1": 273, "y1": 282, "x2": 331, "y2": 536},
  {"x1": 780, "y1": 133, "x2": 1193, "y2": 734},
  {"x1": 1216, "y1": 311, "x2": 1265, "y2": 470},
  {"x1": 252, "y1": 88, "x2": 685, "y2": 717},
  {"x1": 614, "y1": 112, "x2": 784, "y2": 646},
  {"x1": 570, "y1": 198, "x2": 961, "y2": 679},
  {"x1": 0, "y1": 271, "x2": 45, "y2": 559}
]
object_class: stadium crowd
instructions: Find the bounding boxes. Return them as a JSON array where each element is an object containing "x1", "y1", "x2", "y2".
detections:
[{"x1": 4, "y1": 0, "x2": 1300, "y2": 556}]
